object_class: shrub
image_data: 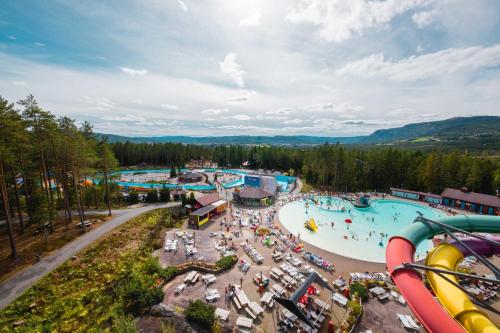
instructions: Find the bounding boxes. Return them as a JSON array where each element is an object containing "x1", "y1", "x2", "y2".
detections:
[
  {"x1": 185, "y1": 300, "x2": 215, "y2": 329},
  {"x1": 349, "y1": 282, "x2": 368, "y2": 301},
  {"x1": 161, "y1": 266, "x2": 178, "y2": 281},
  {"x1": 112, "y1": 314, "x2": 138, "y2": 333},
  {"x1": 159, "y1": 187, "x2": 171, "y2": 202},
  {"x1": 143, "y1": 256, "x2": 163, "y2": 277},
  {"x1": 216, "y1": 255, "x2": 236, "y2": 271},
  {"x1": 146, "y1": 190, "x2": 159, "y2": 203},
  {"x1": 128, "y1": 191, "x2": 140, "y2": 204},
  {"x1": 118, "y1": 273, "x2": 164, "y2": 316},
  {"x1": 348, "y1": 300, "x2": 362, "y2": 317}
]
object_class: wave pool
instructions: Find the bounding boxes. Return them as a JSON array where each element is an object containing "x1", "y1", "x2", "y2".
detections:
[{"x1": 278, "y1": 197, "x2": 445, "y2": 263}]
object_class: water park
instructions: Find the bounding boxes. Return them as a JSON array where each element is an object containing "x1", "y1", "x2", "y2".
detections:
[{"x1": 278, "y1": 196, "x2": 445, "y2": 263}]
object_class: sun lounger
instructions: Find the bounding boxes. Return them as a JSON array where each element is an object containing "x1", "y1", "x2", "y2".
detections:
[
  {"x1": 397, "y1": 313, "x2": 419, "y2": 330},
  {"x1": 232, "y1": 295, "x2": 242, "y2": 310},
  {"x1": 313, "y1": 297, "x2": 330, "y2": 312},
  {"x1": 174, "y1": 284, "x2": 186, "y2": 295},
  {"x1": 215, "y1": 308, "x2": 230, "y2": 321}
]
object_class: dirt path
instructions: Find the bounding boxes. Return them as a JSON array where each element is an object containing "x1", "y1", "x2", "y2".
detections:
[{"x1": 0, "y1": 202, "x2": 179, "y2": 310}]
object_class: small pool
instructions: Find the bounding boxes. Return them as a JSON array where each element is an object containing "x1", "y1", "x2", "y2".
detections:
[{"x1": 278, "y1": 197, "x2": 445, "y2": 263}]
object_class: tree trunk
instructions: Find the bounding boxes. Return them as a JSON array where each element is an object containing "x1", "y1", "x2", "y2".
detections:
[
  {"x1": 103, "y1": 165, "x2": 112, "y2": 216},
  {"x1": 0, "y1": 162, "x2": 17, "y2": 258},
  {"x1": 10, "y1": 168, "x2": 24, "y2": 233},
  {"x1": 71, "y1": 165, "x2": 85, "y2": 231}
]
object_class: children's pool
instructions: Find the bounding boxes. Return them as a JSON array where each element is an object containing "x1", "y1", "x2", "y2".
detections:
[{"x1": 278, "y1": 197, "x2": 445, "y2": 263}]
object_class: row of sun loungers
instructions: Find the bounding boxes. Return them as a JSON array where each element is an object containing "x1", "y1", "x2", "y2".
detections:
[
  {"x1": 350, "y1": 272, "x2": 390, "y2": 283},
  {"x1": 184, "y1": 271, "x2": 200, "y2": 284},
  {"x1": 242, "y1": 243, "x2": 264, "y2": 264},
  {"x1": 302, "y1": 252, "x2": 335, "y2": 271}
]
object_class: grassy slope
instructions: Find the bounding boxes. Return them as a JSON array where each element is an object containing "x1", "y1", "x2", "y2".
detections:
[{"x1": 0, "y1": 208, "x2": 176, "y2": 333}]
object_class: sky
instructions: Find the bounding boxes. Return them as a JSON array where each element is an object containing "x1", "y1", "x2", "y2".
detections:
[{"x1": 1, "y1": 0, "x2": 500, "y2": 137}]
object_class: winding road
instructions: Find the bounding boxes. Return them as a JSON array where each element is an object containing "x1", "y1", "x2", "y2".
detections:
[{"x1": 0, "y1": 202, "x2": 179, "y2": 310}]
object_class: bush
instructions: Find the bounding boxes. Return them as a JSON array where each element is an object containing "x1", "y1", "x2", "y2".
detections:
[
  {"x1": 161, "y1": 266, "x2": 178, "y2": 281},
  {"x1": 185, "y1": 300, "x2": 215, "y2": 329},
  {"x1": 112, "y1": 314, "x2": 138, "y2": 333},
  {"x1": 159, "y1": 187, "x2": 171, "y2": 202},
  {"x1": 216, "y1": 255, "x2": 236, "y2": 271},
  {"x1": 146, "y1": 190, "x2": 159, "y2": 203},
  {"x1": 349, "y1": 282, "x2": 368, "y2": 301},
  {"x1": 128, "y1": 191, "x2": 140, "y2": 204},
  {"x1": 118, "y1": 273, "x2": 164, "y2": 316},
  {"x1": 348, "y1": 299, "x2": 362, "y2": 317}
]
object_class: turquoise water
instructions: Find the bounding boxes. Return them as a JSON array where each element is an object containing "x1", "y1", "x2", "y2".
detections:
[
  {"x1": 113, "y1": 169, "x2": 294, "y2": 192},
  {"x1": 278, "y1": 197, "x2": 445, "y2": 263}
]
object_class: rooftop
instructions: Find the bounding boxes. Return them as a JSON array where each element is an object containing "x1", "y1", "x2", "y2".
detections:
[
  {"x1": 189, "y1": 204, "x2": 215, "y2": 216},
  {"x1": 196, "y1": 193, "x2": 221, "y2": 206},
  {"x1": 441, "y1": 188, "x2": 500, "y2": 208}
]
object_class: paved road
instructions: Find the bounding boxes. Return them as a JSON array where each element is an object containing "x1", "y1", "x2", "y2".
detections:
[{"x1": 0, "y1": 202, "x2": 179, "y2": 310}]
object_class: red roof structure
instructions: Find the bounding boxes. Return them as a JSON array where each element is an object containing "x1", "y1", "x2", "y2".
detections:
[
  {"x1": 195, "y1": 193, "x2": 220, "y2": 207},
  {"x1": 441, "y1": 188, "x2": 500, "y2": 208}
]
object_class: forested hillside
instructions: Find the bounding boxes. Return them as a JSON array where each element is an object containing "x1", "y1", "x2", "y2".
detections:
[{"x1": 112, "y1": 142, "x2": 500, "y2": 196}]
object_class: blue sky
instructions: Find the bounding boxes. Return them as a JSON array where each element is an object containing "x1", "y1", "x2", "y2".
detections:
[{"x1": 1, "y1": 0, "x2": 500, "y2": 136}]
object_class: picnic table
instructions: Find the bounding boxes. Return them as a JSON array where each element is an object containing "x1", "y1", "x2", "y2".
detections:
[
  {"x1": 215, "y1": 308, "x2": 230, "y2": 321},
  {"x1": 260, "y1": 291, "x2": 274, "y2": 307},
  {"x1": 236, "y1": 316, "x2": 253, "y2": 329},
  {"x1": 235, "y1": 289, "x2": 250, "y2": 308},
  {"x1": 369, "y1": 286, "x2": 386, "y2": 296},
  {"x1": 272, "y1": 284, "x2": 285, "y2": 296},
  {"x1": 332, "y1": 292, "x2": 348, "y2": 307},
  {"x1": 248, "y1": 301, "x2": 264, "y2": 317}
]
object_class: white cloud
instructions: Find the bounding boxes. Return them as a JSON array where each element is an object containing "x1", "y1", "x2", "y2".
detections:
[
  {"x1": 84, "y1": 96, "x2": 115, "y2": 111},
  {"x1": 35, "y1": 42, "x2": 45, "y2": 47},
  {"x1": 412, "y1": 9, "x2": 436, "y2": 28},
  {"x1": 8, "y1": 36, "x2": 16, "y2": 40},
  {"x1": 266, "y1": 107, "x2": 295, "y2": 115},
  {"x1": 121, "y1": 67, "x2": 148, "y2": 77},
  {"x1": 160, "y1": 103, "x2": 179, "y2": 110},
  {"x1": 335, "y1": 44, "x2": 500, "y2": 81},
  {"x1": 177, "y1": 0, "x2": 188, "y2": 12},
  {"x1": 101, "y1": 114, "x2": 144, "y2": 122},
  {"x1": 132, "y1": 99, "x2": 143, "y2": 104},
  {"x1": 219, "y1": 53, "x2": 246, "y2": 88},
  {"x1": 12, "y1": 80, "x2": 26, "y2": 86},
  {"x1": 255, "y1": 115, "x2": 288, "y2": 121},
  {"x1": 224, "y1": 114, "x2": 251, "y2": 121},
  {"x1": 227, "y1": 90, "x2": 254, "y2": 103},
  {"x1": 239, "y1": 7, "x2": 262, "y2": 27},
  {"x1": 201, "y1": 108, "x2": 229, "y2": 115},
  {"x1": 287, "y1": 0, "x2": 432, "y2": 42},
  {"x1": 416, "y1": 44, "x2": 425, "y2": 53},
  {"x1": 283, "y1": 118, "x2": 303, "y2": 124}
]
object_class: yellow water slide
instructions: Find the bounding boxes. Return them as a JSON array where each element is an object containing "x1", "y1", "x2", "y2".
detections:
[{"x1": 425, "y1": 244, "x2": 499, "y2": 333}]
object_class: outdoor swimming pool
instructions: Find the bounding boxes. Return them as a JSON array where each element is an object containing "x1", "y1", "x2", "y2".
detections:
[{"x1": 278, "y1": 197, "x2": 446, "y2": 263}]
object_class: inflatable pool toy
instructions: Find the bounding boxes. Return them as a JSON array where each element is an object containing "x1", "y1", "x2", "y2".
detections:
[
  {"x1": 256, "y1": 227, "x2": 271, "y2": 236},
  {"x1": 304, "y1": 218, "x2": 318, "y2": 232}
]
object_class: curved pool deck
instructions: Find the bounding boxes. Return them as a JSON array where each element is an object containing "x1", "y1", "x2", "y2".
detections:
[{"x1": 278, "y1": 197, "x2": 445, "y2": 263}]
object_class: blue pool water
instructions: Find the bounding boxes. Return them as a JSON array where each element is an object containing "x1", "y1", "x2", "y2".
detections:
[
  {"x1": 113, "y1": 169, "x2": 294, "y2": 192},
  {"x1": 278, "y1": 197, "x2": 445, "y2": 263}
]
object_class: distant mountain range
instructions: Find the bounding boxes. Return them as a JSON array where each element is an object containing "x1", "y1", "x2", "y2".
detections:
[{"x1": 98, "y1": 116, "x2": 500, "y2": 149}]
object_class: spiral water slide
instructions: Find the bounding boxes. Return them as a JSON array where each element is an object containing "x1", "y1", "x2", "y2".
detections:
[{"x1": 386, "y1": 215, "x2": 500, "y2": 333}]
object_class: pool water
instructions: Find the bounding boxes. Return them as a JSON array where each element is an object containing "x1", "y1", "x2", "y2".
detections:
[{"x1": 278, "y1": 197, "x2": 445, "y2": 263}]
